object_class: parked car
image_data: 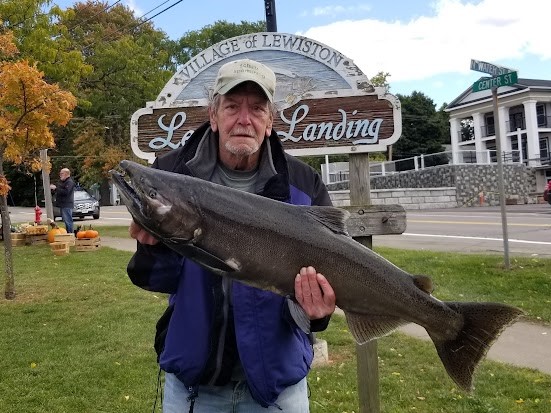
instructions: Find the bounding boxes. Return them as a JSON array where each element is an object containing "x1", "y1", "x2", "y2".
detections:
[
  {"x1": 53, "y1": 188, "x2": 100, "y2": 220},
  {"x1": 544, "y1": 181, "x2": 551, "y2": 205}
]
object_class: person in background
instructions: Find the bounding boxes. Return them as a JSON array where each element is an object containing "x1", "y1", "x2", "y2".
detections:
[
  {"x1": 50, "y1": 168, "x2": 75, "y2": 233},
  {"x1": 127, "y1": 59, "x2": 336, "y2": 412}
]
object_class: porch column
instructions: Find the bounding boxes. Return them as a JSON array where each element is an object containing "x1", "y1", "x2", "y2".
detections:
[
  {"x1": 523, "y1": 100, "x2": 540, "y2": 166},
  {"x1": 449, "y1": 117, "x2": 460, "y2": 164},
  {"x1": 471, "y1": 112, "x2": 485, "y2": 163},
  {"x1": 498, "y1": 105, "x2": 509, "y2": 155}
]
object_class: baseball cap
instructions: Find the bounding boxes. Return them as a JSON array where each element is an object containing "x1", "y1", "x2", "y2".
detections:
[{"x1": 213, "y1": 59, "x2": 276, "y2": 102}]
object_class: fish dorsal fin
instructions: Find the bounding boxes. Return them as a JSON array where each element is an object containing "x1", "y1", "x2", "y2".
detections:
[{"x1": 306, "y1": 206, "x2": 350, "y2": 236}]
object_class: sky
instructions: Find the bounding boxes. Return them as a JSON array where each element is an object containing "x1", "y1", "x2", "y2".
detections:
[{"x1": 54, "y1": 0, "x2": 549, "y2": 108}]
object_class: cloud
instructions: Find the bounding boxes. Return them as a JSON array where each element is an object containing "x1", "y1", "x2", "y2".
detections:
[
  {"x1": 300, "y1": 0, "x2": 548, "y2": 82},
  {"x1": 310, "y1": 4, "x2": 372, "y2": 17}
]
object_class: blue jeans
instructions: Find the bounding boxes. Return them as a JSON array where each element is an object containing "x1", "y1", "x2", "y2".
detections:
[
  {"x1": 163, "y1": 373, "x2": 309, "y2": 413},
  {"x1": 61, "y1": 207, "x2": 73, "y2": 234}
]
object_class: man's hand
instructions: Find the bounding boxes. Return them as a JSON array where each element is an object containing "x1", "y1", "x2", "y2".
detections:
[
  {"x1": 129, "y1": 220, "x2": 159, "y2": 245},
  {"x1": 294, "y1": 266, "x2": 336, "y2": 320}
]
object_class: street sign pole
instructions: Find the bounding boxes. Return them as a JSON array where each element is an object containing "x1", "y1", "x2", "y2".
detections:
[
  {"x1": 470, "y1": 59, "x2": 515, "y2": 269},
  {"x1": 491, "y1": 88, "x2": 511, "y2": 269}
]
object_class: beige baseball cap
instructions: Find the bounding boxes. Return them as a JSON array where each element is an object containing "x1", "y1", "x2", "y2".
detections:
[{"x1": 213, "y1": 59, "x2": 276, "y2": 102}]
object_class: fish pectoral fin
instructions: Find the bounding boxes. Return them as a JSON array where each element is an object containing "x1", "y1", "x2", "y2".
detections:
[
  {"x1": 345, "y1": 311, "x2": 409, "y2": 345},
  {"x1": 306, "y1": 206, "x2": 350, "y2": 236},
  {"x1": 286, "y1": 297, "x2": 311, "y2": 335},
  {"x1": 168, "y1": 243, "x2": 236, "y2": 276}
]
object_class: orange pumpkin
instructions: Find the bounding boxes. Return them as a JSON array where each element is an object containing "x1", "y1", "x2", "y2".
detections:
[
  {"x1": 79, "y1": 225, "x2": 99, "y2": 239},
  {"x1": 47, "y1": 226, "x2": 67, "y2": 243},
  {"x1": 85, "y1": 229, "x2": 99, "y2": 239},
  {"x1": 76, "y1": 231, "x2": 88, "y2": 239}
]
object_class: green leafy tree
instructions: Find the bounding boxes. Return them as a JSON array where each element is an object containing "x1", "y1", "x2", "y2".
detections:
[
  {"x1": 172, "y1": 20, "x2": 266, "y2": 65},
  {"x1": 58, "y1": 1, "x2": 175, "y2": 184},
  {"x1": 394, "y1": 91, "x2": 448, "y2": 169}
]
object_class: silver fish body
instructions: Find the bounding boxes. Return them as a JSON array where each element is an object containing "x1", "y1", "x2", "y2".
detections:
[{"x1": 111, "y1": 160, "x2": 523, "y2": 391}]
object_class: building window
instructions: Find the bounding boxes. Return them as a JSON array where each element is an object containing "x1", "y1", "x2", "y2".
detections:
[
  {"x1": 508, "y1": 112, "x2": 525, "y2": 131},
  {"x1": 484, "y1": 114, "x2": 495, "y2": 136},
  {"x1": 541, "y1": 137, "x2": 550, "y2": 163},
  {"x1": 537, "y1": 104, "x2": 547, "y2": 127}
]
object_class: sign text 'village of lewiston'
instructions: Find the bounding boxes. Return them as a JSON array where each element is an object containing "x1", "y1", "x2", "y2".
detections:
[{"x1": 130, "y1": 32, "x2": 402, "y2": 163}]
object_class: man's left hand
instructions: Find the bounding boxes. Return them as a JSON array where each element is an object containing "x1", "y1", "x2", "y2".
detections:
[{"x1": 294, "y1": 266, "x2": 336, "y2": 320}]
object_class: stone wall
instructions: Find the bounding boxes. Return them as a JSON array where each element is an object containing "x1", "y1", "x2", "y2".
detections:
[{"x1": 327, "y1": 164, "x2": 538, "y2": 208}]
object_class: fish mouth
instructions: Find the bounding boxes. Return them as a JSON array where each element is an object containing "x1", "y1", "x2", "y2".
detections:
[
  {"x1": 109, "y1": 161, "x2": 156, "y2": 232},
  {"x1": 110, "y1": 167, "x2": 141, "y2": 213}
]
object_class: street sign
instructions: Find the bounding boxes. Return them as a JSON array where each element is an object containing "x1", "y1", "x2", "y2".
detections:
[
  {"x1": 470, "y1": 59, "x2": 515, "y2": 76},
  {"x1": 472, "y1": 71, "x2": 518, "y2": 92}
]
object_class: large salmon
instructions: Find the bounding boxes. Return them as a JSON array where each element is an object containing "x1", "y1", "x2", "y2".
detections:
[{"x1": 111, "y1": 160, "x2": 522, "y2": 391}]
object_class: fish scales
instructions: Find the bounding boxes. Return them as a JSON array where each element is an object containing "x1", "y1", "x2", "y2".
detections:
[{"x1": 111, "y1": 160, "x2": 523, "y2": 393}]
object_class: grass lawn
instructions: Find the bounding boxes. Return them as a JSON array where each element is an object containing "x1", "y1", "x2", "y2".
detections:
[{"x1": 0, "y1": 236, "x2": 550, "y2": 412}]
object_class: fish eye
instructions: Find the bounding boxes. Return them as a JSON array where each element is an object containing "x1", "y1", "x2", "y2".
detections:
[{"x1": 149, "y1": 189, "x2": 156, "y2": 199}]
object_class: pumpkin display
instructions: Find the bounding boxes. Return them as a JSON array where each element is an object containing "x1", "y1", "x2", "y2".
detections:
[
  {"x1": 47, "y1": 221, "x2": 67, "y2": 243},
  {"x1": 77, "y1": 226, "x2": 99, "y2": 239}
]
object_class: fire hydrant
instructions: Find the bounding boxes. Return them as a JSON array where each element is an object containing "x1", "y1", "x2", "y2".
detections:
[{"x1": 34, "y1": 205, "x2": 43, "y2": 224}]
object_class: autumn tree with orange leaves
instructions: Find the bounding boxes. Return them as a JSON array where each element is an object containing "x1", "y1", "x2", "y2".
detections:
[{"x1": 0, "y1": 29, "x2": 76, "y2": 299}]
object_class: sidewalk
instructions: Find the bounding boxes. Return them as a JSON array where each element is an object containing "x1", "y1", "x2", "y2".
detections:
[{"x1": 102, "y1": 236, "x2": 551, "y2": 375}]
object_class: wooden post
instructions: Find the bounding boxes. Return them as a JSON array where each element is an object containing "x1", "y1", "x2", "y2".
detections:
[{"x1": 348, "y1": 152, "x2": 379, "y2": 413}]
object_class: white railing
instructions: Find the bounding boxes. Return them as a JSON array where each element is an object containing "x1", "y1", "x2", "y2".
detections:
[{"x1": 323, "y1": 150, "x2": 530, "y2": 184}]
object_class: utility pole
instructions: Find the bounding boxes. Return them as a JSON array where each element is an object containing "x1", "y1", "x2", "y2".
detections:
[{"x1": 264, "y1": 0, "x2": 277, "y2": 32}]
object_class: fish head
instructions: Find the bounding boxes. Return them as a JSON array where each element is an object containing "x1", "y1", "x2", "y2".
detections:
[{"x1": 110, "y1": 160, "x2": 201, "y2": 242}]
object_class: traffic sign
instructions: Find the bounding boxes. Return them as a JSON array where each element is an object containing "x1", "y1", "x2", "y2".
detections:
[
  {"x1": 470, "y1": 59, "x2": 515, "y2": 76},
  {"x1": 472, "y1": 71, "x2": 518, "y2": 92}
]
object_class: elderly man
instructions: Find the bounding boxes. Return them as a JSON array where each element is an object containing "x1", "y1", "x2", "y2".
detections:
[
  {"x1": 50, "y1": 168, "x2": 75, "y2": 233},
  {"x1": 127, "y1": 59, "x2": 336, "y2": 412}
]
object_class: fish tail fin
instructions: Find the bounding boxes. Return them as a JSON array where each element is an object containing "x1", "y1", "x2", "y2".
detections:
[{"x1": 428, "y1": 302, "x2": 523, "y2": 392}]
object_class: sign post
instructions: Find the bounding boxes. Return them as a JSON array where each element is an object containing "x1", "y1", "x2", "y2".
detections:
[{"x1": 470, "y1": 59, "x2": 517, "y2": 269}]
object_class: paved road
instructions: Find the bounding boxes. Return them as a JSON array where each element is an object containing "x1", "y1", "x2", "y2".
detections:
[{"x1": 374, "y1": 203, "x2": 551, "y2": 257}]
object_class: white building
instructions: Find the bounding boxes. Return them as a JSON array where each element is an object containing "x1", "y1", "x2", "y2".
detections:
[{"x1": 445, "y1": 78, "x2": 551, "y2": 191}]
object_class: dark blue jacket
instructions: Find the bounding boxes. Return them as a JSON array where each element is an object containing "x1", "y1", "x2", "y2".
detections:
[
  {"x1": 53, "y1": 176, "x2": 75, "y2": 208},
  {"x1": 127, "y1": 122, "x2": 332, "y2": 407}
]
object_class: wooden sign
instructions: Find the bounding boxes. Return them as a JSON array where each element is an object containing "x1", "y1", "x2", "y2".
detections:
[{"x1": 131, "y1": 32, "x2": 402, "y2": 163}]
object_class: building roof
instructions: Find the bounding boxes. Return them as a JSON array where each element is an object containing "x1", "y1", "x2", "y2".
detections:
[{"x1": 446, "y1": 78, "x2": 551, "y2": 111}]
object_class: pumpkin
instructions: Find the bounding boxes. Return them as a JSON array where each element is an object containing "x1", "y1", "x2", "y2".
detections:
[
  {"x1": 85, "y1": 229, "x2": 99, "y2": 239},
  {"x1": 76, "y1": 230, "x2": 88, "y2": 239},
  {"x1": 47, "y1": 225, "x2": 67, "y2": 243}
]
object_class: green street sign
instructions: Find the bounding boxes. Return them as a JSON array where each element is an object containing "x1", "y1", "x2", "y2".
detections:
[{"x1": 472, "y1": 71, "x2": 518, "y2": 92}]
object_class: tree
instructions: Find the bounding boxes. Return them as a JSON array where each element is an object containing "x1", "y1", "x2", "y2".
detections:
[
  {"x1": 393, "y1": 91, "x2": 448, "y2": 169},
  {"x1": 172, "y1": 20, "x2": 266, "y2": 65},
  {"x1": 370, "y1": 71, "x2": 391, "y2": 88},
  {"x1": 0, "y1": 31, "x2": 76, "y2": 299},
  {"x1": 55, "y1": 1, "x2": 175, "y2": 187}
]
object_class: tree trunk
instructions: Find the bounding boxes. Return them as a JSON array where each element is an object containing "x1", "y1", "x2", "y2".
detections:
[{"x1": 0, "y1": 158, "x2": 16, "y2": 299}]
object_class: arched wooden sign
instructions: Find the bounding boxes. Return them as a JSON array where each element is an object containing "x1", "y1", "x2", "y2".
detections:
[{"x1": 131, "y1": 32, "x2": 402, "y2": 163}]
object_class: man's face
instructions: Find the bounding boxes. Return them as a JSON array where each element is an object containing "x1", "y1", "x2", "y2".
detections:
[
  {"x1": 59, "y1": 171, "x2": 69, "y2": 181},
  {"x1": 209, "y1": 85, "x2": 273, "y2": 161}
]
